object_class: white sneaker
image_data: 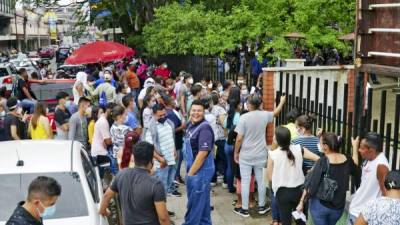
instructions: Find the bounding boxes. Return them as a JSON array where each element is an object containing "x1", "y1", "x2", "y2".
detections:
[
  {"x1": 222, "y1": 183, "x2": 228, "y2": 189},
  {"x1": 210, "y1": 182, "x2": 217, "y2": 187}
]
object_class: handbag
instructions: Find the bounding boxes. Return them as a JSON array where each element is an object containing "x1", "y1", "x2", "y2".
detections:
[{"x1": 316, "y1": 157, "x2": 338, "y2": 202}]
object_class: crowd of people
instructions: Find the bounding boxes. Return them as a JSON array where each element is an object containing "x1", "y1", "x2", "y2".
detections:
[{"x1": 1, "y1": 57, "x2": 400, "y2": 225}]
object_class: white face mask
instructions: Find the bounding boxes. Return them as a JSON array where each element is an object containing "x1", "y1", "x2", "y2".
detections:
[
  {"x1": 0, "y1": 111, "x2": 5, "y2": 117},
  {"x1": 208, "y1": 83, "x2": 213, "y2": 89},
  {"x1": 180, "y1": 76, "x2": 184, "y2": 81},
  {"x1": 16, "y1": 107, "x2": 22, "y2": 115},
  {"x1": 188, "y1": 78, "x2": 194, "y2": 84},
  {"x1": 85, "y1": 107, "x2": 92, "y2": 116},
  {"x1": 126, "y1": 87, "x2": 131, "y2": 93},
  {"x1": 241, "y1": 89, "x2": 248, "y2": 95}
]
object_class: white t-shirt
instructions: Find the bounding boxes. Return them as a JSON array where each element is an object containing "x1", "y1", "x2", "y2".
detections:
[
  {"x1": 91, "y1": 115, "x2": 111, "y2": 157},
  {"x1": 349, "y1": 153, "x2": 389, "y2": 217},
  {"x1": 269, "y1": 144, "x2": 305, "y2": 194}
]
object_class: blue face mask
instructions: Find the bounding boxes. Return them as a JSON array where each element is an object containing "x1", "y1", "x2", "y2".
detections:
[
  {"x1": 39, "y1": 202, "x2": 57, "y2": 219},
  {"x1": 158, "y1": 117, "x2": 167, "y2": 124}
]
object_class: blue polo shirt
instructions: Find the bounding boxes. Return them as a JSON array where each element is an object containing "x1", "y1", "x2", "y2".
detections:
[
  {"x1": 186, "y1": 119, "x2": 214, "y2": 158},
  {"x1": 125, "y1": 111, "x2": 138, "y2": 129}
]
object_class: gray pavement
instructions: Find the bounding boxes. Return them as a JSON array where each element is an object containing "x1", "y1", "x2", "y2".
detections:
[{"x1": 167, "y1": 183, "x2": 272, "y2": 225}]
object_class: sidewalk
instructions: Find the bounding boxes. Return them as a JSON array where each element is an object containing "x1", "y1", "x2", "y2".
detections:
[{"x1": 167, "y1": 184, "x2": 272, "y2": 225}]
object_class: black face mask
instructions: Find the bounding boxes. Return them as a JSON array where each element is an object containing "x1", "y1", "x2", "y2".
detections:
[{"x1": 158, "y1": 117, "x2": 167, "y2": 124}]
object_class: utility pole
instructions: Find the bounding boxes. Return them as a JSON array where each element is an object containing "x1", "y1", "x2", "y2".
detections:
[{"x1": 14, "y1": 12, "x2": 20, "y2": 52}]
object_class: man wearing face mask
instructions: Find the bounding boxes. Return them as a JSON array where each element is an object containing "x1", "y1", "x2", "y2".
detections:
[
  {"x1": 3, "y1": 97, "x2": 27, "y2": 141},
  {"x1": 54, "y1": 91, "x2": 71, "y2": 140},
  {"x1": 68, "y1": 97, "x2": 91, "y2": 149},
  {"x1": 144, "y1": 104, "x2": 178, "y2": 203},
  {"x1": 6, "y1": 176, "x2": 61, "y2": 225}
]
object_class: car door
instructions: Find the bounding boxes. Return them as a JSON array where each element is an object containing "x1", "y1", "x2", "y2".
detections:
[{"x1": 80, "y1": 150, "x2": 109, "y2": 225}]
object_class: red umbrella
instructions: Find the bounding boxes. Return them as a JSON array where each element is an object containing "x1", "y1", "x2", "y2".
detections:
[{"x1": 65, "y1": 41, "x2": 135, "y2": 65}]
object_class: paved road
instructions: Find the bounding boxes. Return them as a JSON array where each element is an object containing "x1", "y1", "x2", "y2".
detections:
[{"x1": 167, "y1": 183, "x2": 272, "y2": 225}]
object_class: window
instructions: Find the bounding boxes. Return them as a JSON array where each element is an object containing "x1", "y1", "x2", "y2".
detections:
[
  {"x1": 0, "y1": 172, "x2": 89, "y2": 221},
  {"x1": 81, "y1": 150, "x2": 100, "y2": 203},
  {"x1": 0, "y1": 68, "x2": 8, "y2": 77}
]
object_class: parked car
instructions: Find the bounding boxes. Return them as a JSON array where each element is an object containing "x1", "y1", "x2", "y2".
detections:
[
  {"x1": 0, "y1": 63, "x2": 18, "y2": 92},
  {"x1": 56, "y1": 47, "x2": 71, "y2": 64},
  {"x1": 13, "y1": 59, "x2": 39, "y2": 78},
  {"x1": 39, "y1": 47, "x2": 55, "y2": 59},
  {"x1": 0, "y1": 140, "x2": 110, "y2": 225},
  {"x1": 57, "y1": 64, "x2": 85, "y2": 78},
  {"x1": 28, "y1": 51, "x2": 39, "y2": 58}
]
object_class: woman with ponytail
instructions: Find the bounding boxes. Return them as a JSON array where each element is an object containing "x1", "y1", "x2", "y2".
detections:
[
  {"x1": 296, "y1": 132, "x2": 359, "y2": 225},
  {"x1": 267, "y1": 126, "x2": 319, "y2": 225}
]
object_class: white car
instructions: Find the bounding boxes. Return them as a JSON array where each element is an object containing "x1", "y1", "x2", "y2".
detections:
[
  {"x1": 0, "y1": 140, "x2": 109, "y2": 225},
  {"x1": 0, "y1": 63, "x2": 18, "y2": 91}
]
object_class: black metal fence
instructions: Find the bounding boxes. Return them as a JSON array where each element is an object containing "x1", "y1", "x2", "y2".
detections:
[
  {"x1": 274, "y1": 71, "x2": 400, "y2": 170},
  {"x1": 149, "y1": 55, "x2": 256, "y2": 85}
]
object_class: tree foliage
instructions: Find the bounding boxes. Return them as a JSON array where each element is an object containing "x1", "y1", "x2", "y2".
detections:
[{"x1": 142, "y1": 0, "x2": 355, "y2": 58}]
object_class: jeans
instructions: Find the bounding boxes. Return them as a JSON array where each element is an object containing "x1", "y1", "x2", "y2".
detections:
[
  {"x1": 175, "y1": 148, "x2": 184, "y2": 179},
  {"x1": 155, "y1": 165, "x2": 177, "y2": 194},
  {"x1": 212, "y1": 140, "x2": 227, "y2": 183},
  {"x1": 276, "y1": 186, "x2": 303, "y2": 225},
  {"x1": 239, "y1": 162, "x2": 266, "y2": 210},
  {"x1": 224, "y1": 143, "x2": 235, "y2": 192},
  {"x1": 347, "y1": 213, "x2": 357, "y2": 225},
  {"x1": 20, "y1": 98, "x2": 36, "y2": 114},
  {"x1": 310, "y1": 197, "x2": 343, "y2": 225},
  {"x1": 271, "y1": 189, "x2": 281, "y2": 221}
]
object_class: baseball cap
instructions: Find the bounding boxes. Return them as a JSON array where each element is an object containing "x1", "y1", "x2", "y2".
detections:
[
  {"x1": 385, "y1": 170, "x2": 400, "y2": 190},
  {"x1": 6, "y1": 97, "x2": 18, "y2": 110}
]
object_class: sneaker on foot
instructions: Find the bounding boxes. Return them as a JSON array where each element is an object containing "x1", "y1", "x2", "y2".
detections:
[
  {"x1": 222, "y1": 183, "x2": 228, "y2": 189},
  {"x1": 233, "y1": 207, "x2": 249, "y2": 218},
  {"x1": 258, "y1": 206, "x2": 271, "y2": 215},
  {"x1": 168, "y1": 190, "x2": 182, "y2": 197},
  {"x1": 210, "y1": 182, "x2": 217, "y2": 187},
  {"x1": 175, "y1": 176, "x2": 184, "y2": 185}
]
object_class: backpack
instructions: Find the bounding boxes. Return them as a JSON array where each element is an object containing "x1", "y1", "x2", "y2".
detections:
[{"x1": 99, "y1": 91, "x2": 107, "y2": 108}]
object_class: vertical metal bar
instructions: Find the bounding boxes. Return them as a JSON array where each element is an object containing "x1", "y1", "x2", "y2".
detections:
[
  {"x1": 296, "y1": 96, "x2": 299, "y2": 110},
  {"x1": 379, "y1": 90, "x2": 387, "y2": 139},
  {"x1": 354, "y1": 72, "x2": 365, "y2": 137},
  {"x1": 288, "y1": 94, "x2": 292, "y2": 112},
  {"x1": 365, "y1": 88, "x2": 373, "y2": 132},
  {"x1": 347, "y1": 112, "x2": 354, "y2": 155},
  {"x1": 303, "y1": 99, "x2": 307, "y2": 114},
  {"x1": 292, "y1": 74, "x2": 296, "y2": 109},
  {"x1": 337, "y1": 109, "x2": 342, "y2": 135},
  {"x1": 315, "y1": 78, "x2": 320, "y2": 113},
  {"x1": 310, "y1": 101, "x2": 315, "y2": 114},
  {"x1": 328, "y1": 106, "x2": 332, "y2": 132},
  {"x1": 391, "y1": 94, "x2": 400, "y2": 170},
  {"x1": 372, "y1": 120, "x2": 379, "y2": 132},
  {"x1": 319, "y1": 103, "x2": 323, "y2": 130},
  {"x1": 323, "y1": 80, "x2": 329, "y2": 131},
  {"x1": 276, "y1": 91, "x2": 281, "y2": 126},
  {"x1": 286, "y1": 73, "x2": 290, "y2": 114},
  {"x1": 299, "y1": 75, "x2": 304, "y2": 112},
  {"x1": 333, "y1": 82, "x2": 338, "y2": 132},
  {"x1": 342, "y1": 83, "x2": 349, "y2": 151},
  {"x1": 385, "y1": 123, "x2": 392, "y2": 161},
  {"x1": 307, "y1": 76, "x2": 311, "y2": 113}
]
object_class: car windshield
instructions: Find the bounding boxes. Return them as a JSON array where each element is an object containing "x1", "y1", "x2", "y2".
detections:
[
  {"x1": 0, "y1": 172, "x2": 89, "y2": 221},
  {"x1": 0, "y1": 68, "x2": 9, "y2": 77}
]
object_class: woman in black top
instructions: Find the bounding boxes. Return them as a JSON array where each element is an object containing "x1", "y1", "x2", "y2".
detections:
[{"x1": 296, "y1": 132, "x2": 359, "y2": 225}]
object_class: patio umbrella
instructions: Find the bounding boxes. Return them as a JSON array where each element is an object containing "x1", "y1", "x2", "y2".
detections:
[{"x1": 65, "y1": 41, "x2": 135, "y2": 65}]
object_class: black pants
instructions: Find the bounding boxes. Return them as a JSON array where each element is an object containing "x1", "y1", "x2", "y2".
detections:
[{"x1": 276, "y1": 186, "x2": 305, "y2": 225}]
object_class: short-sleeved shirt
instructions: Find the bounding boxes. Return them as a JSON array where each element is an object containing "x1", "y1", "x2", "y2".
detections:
[
  {"x1": 361, "y1": 197, "x2": 400, "y2": 225},
  {"x1": 111, "y1": 168, "x2": 166, "y2": 225},
  {"x1": 91, "y1": 115, "x2": 111, "y2": 157},
  {"x1": 166, "y1": 108, "x2": 184, "y2": 150},
  {"x1": 125, "y1": 111, "x2": 138, "y2": 129},
  {"x1": 186, "y1": 119, "x2": 214, "y2": 158},
  {"x1": 292, "y1": 136, "x2": 320, "y2": 169},
  {"x1": 17, "y1": 78, "x2": 36, "y2": 100},
  {"x1": 3, "y1": 113, "x2": 20, "y2": 141},
  {"x1": 234, "y1": 110, "x2": 274, "y2": 165},
  {"x1": 54, "y1": 107, "x2": 71, "y2": 126},
  {"x1": 211, "y1": 105, "x2": 226, "y2": 141},
  {"x1": 6, "y1": 201, "x2": 43, "y2": 225},
  {"x1": 110, "y1": 123, "x2": 132, "y2": 158},
  {"x1": 125, "y1": 71, "x2": 140, "y2": 89}
]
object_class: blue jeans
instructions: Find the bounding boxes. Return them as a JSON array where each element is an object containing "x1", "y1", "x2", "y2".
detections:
[
  {"x1": 347, "y1": 213, "x2": 357, "y2": 225},
  {"x1": 224, "y1": 143, "x2": 235, "y2": 192},
  {"x1": 212, "y1": 139, "x2": 227, "y2": 183},
  {"x1": 20, "y1": 98, "x2": 36, "y2": 114},
  {"x1": 175, "y1": 148, "x2": 184, "y2": 179},
  {"x1": 271, "y1": 189, "x2": 280, "y2": 221},
  {"x1": 155, "y1": 165, "x2": 176, "y2": 194},
  {"x1": 310, "y1": 197, "x2": 343, "y2": 225},
  {"x1": 239, "y1": 162, "x2": 266, "y2": 210}
]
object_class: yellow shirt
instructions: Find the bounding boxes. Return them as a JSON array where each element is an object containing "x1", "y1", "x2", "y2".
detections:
[
  {"x1": 88, "y1": 120, "x2": 95, "y2": 145},
  {"x1": 283, "y1": 122, "x2": 299, "y2": 140},
  {"x1": 30, "y1": 121, "x2": 48, "y2": 140}
]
